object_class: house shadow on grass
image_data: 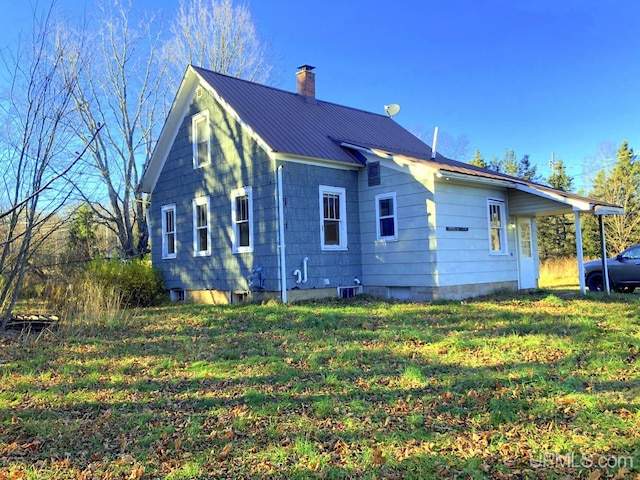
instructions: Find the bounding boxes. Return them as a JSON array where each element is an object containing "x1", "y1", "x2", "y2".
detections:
[{"x1": 2, "y1": 292, "x2": 639, "y2": 478}]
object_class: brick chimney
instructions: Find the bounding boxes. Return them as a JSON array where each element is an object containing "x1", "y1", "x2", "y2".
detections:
[{"x1": 296, "y1": 65, "x2": 316, "y2": 98}]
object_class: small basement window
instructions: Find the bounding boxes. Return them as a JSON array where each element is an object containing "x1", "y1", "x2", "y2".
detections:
[
  {"x1": 231, "y1": 291, "x2": 250, "y2": 303},
  {"x1": 337, "y1": 285, "x2": 363, "y2": 298},
  {"x1": 170, "y1": 289, "x2": 186, "y2": 302}
]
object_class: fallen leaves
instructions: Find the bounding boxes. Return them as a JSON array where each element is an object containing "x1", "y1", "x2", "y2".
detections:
[{"x1": 2, "y1": 296, "x2": 639, "y2": 478}]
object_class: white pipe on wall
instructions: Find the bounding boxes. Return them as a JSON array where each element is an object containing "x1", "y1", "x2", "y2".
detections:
[
  {"x1": 293, "y1": 269, "x2": 302, "y2": 283},
  {"x1": 302, "y1": 256, "x2": 308, "y2": 283}
]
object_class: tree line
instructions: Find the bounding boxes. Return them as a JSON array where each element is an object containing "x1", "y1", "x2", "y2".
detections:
[{"x1": 469, "y1": 142, "x2": 640, "y2": 259}]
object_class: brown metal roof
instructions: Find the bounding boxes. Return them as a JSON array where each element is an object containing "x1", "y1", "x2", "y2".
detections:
[
  {"x1": 141, "y1": 65, "x2": 623, "y2": 215},
  {"x1": 193, "y1": 66, "x2": 436, "y2": 165}
]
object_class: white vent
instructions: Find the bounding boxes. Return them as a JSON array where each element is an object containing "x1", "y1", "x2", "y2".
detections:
[{"x1": 196, "y1": 87, "x2": 203, "y2": 98}]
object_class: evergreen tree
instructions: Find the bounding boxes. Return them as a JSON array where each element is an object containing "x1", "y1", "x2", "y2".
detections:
[
  {"x1": 469, "y1": 148, "x2": 487, "y2": 169},
  {"x1": 537, "y1": 160, "x2": 576, "y2": 259},
  {"x1": 67, "y1": 204, "x2": 98, "y2": 262},
  {"x1": 471, "y1": 149, "x2": 539, "y2": 182},
  {"x1": 584, "y1": 140, "x2": 640, "y2": 254}
]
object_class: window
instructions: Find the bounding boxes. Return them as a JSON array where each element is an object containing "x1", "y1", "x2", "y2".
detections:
[
  {"x1": 488, "y1": 199, "x2": 507, "y2": 254},
  {"x1": 192, "y1": 111, "x2": 210, "y2": 168},
  {"x1": 231, "y1": 186, "x2": 253, "y2": 253},
  {"x1": 319, "y1": 185, "x2": 347, "y2": 250},
  {"x1": 622, "y1": 246, "x2": 640, "y2": 260},
  {"x1": 518, "y1": 220, "x2": 532, "y2": 258},
  {"x1": 375, "y1": 192, "x2": 397, "y2": 241},
  {"x1": 161, "y1": 204, "x2": 177, "y2": 259},
  {"x1": 193, "y1": 196, "x2": 211, "y2": 256}
]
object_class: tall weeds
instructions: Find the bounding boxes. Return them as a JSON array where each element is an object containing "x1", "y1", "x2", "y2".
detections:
[
  {"x1": 539, "y1": 256, "x2": 579, "y2": 288},
  {"x1": 40, "y1": 272, "x2": 133, "y2": 337},
  {"x1": 60, "y1": 277, "x2": 133, "y2": 334}
]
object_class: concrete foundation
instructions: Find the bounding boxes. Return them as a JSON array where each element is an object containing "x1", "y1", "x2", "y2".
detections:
[{"x1": 177, "y1": 280, "x2": 519, "y2": 305}]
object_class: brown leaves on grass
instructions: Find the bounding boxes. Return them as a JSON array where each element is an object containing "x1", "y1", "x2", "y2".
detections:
[{"x1": 2, "y1": 296, "x2": 640, "y2": 478}]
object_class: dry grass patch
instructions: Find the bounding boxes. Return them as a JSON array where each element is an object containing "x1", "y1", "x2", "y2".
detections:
[{"x1": 539, "y1": 257, "x2": 581, "y2": 288}]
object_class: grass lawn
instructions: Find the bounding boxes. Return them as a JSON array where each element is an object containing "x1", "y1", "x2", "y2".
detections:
[{"x1": 1, "y1": 291, "x2": 639, "y2": 479}]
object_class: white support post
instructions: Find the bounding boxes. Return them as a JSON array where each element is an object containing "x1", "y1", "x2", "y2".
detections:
[
  {"x1": 574, "y1": 210, "x2": 586, "y2": 294},
  {"x1": 598, "y1": 214, "x2": 611, "y2": 295}
]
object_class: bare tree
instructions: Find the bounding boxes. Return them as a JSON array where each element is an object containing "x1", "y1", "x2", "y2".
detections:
[
  {"x1": 165, "y1": 0, "x2": 274, "y2": 83},
  {"x1": 580, "y1": 140, "x2": 617, "y2": 191},
  {"x1": 0, "y1": 3, "x2": 93, "y2": 327},
  {"x1": 61, "y1": 0, "x2": 171, "y2": 258},
  {"x1": 413, "y1": 126, "x2": 469, "y2": 161}
]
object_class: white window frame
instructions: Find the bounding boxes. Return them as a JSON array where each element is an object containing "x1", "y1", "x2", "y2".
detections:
[
  {"x1": 319, "y1": 185, "x2": 348, "y2": 251},
  {"x1": 375, "y1": 192, "x2": 398, "y2": 241},
  {"x1": 193, "y1": 195, "x2": 211, "y2": 257},
  {"x1": 192, "y1": 110, "x2": 210, "y2": 168},
  {"x1": 161, "y1": 204, "x2": 177, "y2": 259},
  {"x1": 488, "y1": 198, "x2": 508, "y2": 255},
  {"x1": 231, "y1": 186, "x2": 253, "y2": 253}
]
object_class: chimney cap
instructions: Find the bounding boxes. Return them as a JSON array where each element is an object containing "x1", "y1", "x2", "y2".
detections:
[{"x1": 297, "y1": 64, "x2": 316, "y2": 72}]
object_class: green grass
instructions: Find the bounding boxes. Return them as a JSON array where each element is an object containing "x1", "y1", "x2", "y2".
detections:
[{"x1": 1, "y1": 292, "x2": 639, "y2": 479}]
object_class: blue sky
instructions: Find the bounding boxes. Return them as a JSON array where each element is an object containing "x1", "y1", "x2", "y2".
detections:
[{"x1": 3, "y1": 0, "x2": 639, "y2": 190}]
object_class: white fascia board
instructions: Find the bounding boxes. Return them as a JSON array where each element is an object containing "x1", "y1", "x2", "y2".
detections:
[
  {"x1": 434, "y1": 170, "x2": 516, "y2": 188},
  {"x1": 140, "y1": 69, "x2": 198, "y2": 193},
  {"x1": 339, "y1": 142, "x2": 377, "y2": 157},
  {"x1": 275, "y1": 152, "x2": 361, "y2": 170},
  {"x1": 433, "y1": 170, "x2": 610, "y2": 213},
  {"x1": 141, "y1": 67, "x2": 279, "y2": 193},
  {"x1": 594, "y1": 205, "x2": 625, "y2": 216},
  {"x1": 195, "y1": 71, "x2": 274, "y2": 158}
]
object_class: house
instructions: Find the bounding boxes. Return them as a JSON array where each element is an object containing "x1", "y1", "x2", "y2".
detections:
[{"x1": 140, "y1": 65, "x2": 623, "y2": 303}]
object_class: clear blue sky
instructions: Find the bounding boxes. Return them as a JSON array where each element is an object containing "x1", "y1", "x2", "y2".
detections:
[{"x1": 3, "y1": 0, "x2": 639, "y2": 190}]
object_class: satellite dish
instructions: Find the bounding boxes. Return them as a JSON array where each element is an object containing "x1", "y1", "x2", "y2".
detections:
[{"x1": 384, "y1": 104, "x2": 401, "y2": 118}]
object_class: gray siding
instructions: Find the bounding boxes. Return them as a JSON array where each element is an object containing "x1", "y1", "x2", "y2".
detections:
[
  {"x1": 433, "y1": 180, "x2": 518, "y2": 286},
  {"x1": 279, "y1": 161, "x2": 362, "y2": 290},
  {"x1": 508, "y1": 189, "x2": 571, "y2": 216},
  {"x1": 358, "y1": 162, "x2": 437, "y2": 287},
  {"x1": 150, "y1": 87, "x2": 279, "y2": 292}
]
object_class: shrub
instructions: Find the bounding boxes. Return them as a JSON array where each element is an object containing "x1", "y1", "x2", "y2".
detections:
[{"x1": 86, "y1": 258, "x2": 165, "y2": 308}]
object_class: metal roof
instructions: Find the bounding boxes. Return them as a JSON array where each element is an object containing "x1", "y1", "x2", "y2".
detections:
[
  {"x1": 192, "y1": 66, "x2": 436, "y2": 165},
  {"x1": 139, "y1": 65, "x2": 624, "y2": 216}
]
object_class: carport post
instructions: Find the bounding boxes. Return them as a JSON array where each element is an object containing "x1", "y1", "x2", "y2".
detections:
[
  {"x1": 598, "y1": 214, "x2": 611, "y2": 295},
  {"x1": 574, "y1": 210, "x2": 586, "y2": 294}
]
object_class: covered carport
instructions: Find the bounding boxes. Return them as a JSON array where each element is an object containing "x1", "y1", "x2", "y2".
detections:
[{"x1": 507, "y1": 183, "x2": 625, "y2": 294}]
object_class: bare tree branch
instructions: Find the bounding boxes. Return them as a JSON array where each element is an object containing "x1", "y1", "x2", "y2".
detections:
[{"x1": 165, "y1": 0, "x2": 274, "y2": 84}]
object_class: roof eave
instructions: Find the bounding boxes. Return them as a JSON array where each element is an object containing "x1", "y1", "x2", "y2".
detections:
[
  {"x1": 140, "y1": 66, "x2": 199, "y2": 193},
  {"x1": 433, "y1": 169, "x2": 625, "y2": 215},
  {"x1": 275, "y1": 152, "x2": 362, "y2": 170},
  {"x1": 140, "y1": 65, "x2": 278, "y2": 194}
]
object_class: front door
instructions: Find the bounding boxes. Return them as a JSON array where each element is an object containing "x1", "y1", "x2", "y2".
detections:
[{"x1": 517, "y1": 218, "x2": 536, "y2": 289}]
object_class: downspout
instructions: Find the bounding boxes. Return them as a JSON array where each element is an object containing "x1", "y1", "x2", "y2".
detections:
[{"x1": 277, "y1": 165, "x2": 287, "y2": 303}]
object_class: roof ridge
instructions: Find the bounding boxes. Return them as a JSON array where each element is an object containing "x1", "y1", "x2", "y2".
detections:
[{"x1": 190, "y1": 64, "x2": 393, "y2": 120}]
